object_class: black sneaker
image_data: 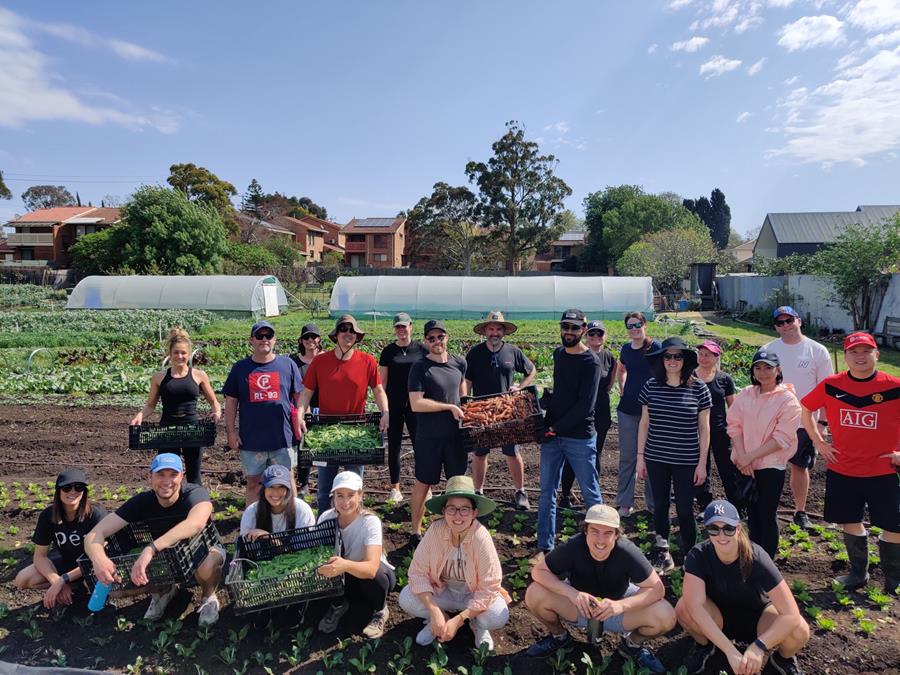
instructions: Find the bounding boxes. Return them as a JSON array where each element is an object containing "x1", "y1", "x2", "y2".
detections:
[
  {"x1": 557, "y1": 493, "x2": 571, "y2": 510},
  {"x1": 771, "y1": 651, "x2": 804, "y2": 675},
  {"x1": 793, "y1": 511, "x2": 812, "y2": 530},
  {"x1": 682, "y1": 640, "x2": 716, "y2": 674},
  {"x1": 617, "y1": 636, "x2": 665, "y2": 674},
  {"x1": 525, "y1": 632, "x2": 571, "y2": 657},
  {"x1": 652, "y1": 549, "x2": 675, "y2": 574},
  {"x1": 409, "y1": 532, "x2": 422, "y2": 546}
]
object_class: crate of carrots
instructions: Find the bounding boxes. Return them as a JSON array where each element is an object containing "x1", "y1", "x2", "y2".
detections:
[
  {"x1": 459, "y1": 385, "x2": 545, "y2": 450},
  {"x1": 296, "y1": 412, "x2": 385, "y2": 468}
]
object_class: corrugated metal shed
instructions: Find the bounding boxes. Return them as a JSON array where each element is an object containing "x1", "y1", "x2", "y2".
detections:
[
  {"x1": 556, "y1": 231, "x2": 585, "y2": 242},
  {"x1": 767, "y1": 205, "x2": 900, "y2": 244}
]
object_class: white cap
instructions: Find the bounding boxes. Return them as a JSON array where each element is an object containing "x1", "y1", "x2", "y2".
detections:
[{"x1": 329, "y1": 470, "x2": 363, "y2": 495}]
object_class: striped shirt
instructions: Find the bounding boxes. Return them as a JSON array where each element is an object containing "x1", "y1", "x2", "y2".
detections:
[{"x1": 639, "y1": 377, "x2": 711, "y2": 465}]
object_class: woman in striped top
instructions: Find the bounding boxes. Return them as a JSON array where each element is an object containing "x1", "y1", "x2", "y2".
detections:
[{"x1": 637, "y1": 337, "x2": 711, "y2": 572}]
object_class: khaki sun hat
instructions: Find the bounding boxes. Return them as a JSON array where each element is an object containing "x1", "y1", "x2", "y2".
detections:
[
  {"x1": 473, "y1": 310, "x2": 518, "y2": 336},
  {"x1": 425, "y1": 475, "x2": 497, "y2": 517},
  {"x1": 328, "y1": 314, "x2": 365, "y2": 342},
  {"x1": 584, "y1": 504, "x2": 620, "y2": 529}
]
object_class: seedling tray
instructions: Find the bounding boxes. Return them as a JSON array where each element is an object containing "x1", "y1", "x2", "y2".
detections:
[
  {"x1": 128, "y1": 421, "x2": 217, "y2": 450},
  {"x1": 78, "y1": 521, "x2": 221, "y2": 593},
  {"x1": 460, "y1": 385, "x2": 545, "y2": 450},
  {"x1": 225, "y1": 518, "x2": 343, "y2": 614},
  {"x1": 296, "y1": 412, "x2": 385, "y2": 467}
]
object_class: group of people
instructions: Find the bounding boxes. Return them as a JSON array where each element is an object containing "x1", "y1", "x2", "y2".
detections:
[{"x1": 15, "y1": 306, "x2": 898, "y2": 674}]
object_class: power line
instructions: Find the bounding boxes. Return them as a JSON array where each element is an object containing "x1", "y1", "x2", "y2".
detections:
[
  {"x1": 3, "y1": 178, "x2": 162, "y2": 184},
  {"x1": 5, "y1": 173, "x2": 162, "y2": 179}
]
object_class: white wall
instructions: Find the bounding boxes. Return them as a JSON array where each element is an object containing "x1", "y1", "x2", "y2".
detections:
[
  {"x1": 787, "y1": 275, "x2": 853, "y2": 332},
  {"x1": 875, "y1": 274, "x2": 900, "y2": 333}
]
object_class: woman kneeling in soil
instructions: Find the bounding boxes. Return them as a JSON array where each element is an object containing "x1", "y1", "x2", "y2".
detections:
[
  {"x1": 676, "y1": 500, "x2": 809, "y2": 675},
  {"x1": 239, "y1": 464, "x2": 314, "y2": 540},
  {"x1": 316, "y1": 471, "x2": 395, "y2": 640},
  {"x1": 398, "y1": 475, "x2": 510, "y2": 650},
  {"x1": 524, "y1": 504, "x2": 674, "y2": 674},
  {"x1": 16, "y1": 468, "x2": 107, "y2": 609}
]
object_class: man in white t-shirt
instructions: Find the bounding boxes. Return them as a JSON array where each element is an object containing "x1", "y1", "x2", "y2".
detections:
[{"x1": 764, "y1": 306, "x2": 834, "y2": 530}]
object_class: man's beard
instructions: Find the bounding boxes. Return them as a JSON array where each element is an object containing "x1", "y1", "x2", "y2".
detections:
[{"x1": 561, "y1": 333, "x2": 580, "y2": 348}]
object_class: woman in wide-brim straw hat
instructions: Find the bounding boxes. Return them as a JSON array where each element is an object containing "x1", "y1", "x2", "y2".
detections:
[
  {"x1": 398, "y1": 475, "x2": 511, "y2": 651},
  {"x1": 472, "y1": 310, "x2": 518, "y2": 336}
]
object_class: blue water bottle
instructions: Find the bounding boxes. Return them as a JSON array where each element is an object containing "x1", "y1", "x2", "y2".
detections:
[{"x1": 88, "y1": 581, "x2": 112, "y2": 612}]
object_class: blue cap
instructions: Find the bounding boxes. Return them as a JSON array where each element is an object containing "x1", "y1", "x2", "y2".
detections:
[
  {"x1": 151, "y1": 453, "x2": 184, "y2": 474},
  {"x1": 251, "y1": 320, "x2": 275, "y2": 337},
  {"x1": 262, "y1": 464, "x2": 292, "y2": 489},
  {"x1": 703, "y1": 500, "x2": 741, "y2": 526},
  {"x1": 586, "y1": 320, "x2": 606, "y2": 333},
  {"x1": 772, "y1": 306, "x2": 800, "y2": 320}
]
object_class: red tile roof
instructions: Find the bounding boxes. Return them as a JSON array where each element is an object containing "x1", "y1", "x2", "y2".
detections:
[
  {"x1": 14, "y1": 207, "x2": 95, "y2": 223},
  {"x1": 273, "y1": 215, "x2": 327, "y2": 234}
]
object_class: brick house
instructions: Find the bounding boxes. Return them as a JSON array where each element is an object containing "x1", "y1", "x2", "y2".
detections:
[
  {"x1": 297, "y1": 215, "x2": 345, "y2": 252},
  {"x1": 3, "y1": 206, "x2": 122, "y2": 268},
  {"x1": 272, "y1": 216, "x2": 327, "y2": 262},
  {"x1": 533, "y1": 230, "x2": 585, "y2": 271},
  {"x1": 342, "y1": 216, "x2": 406, "y2": 268}
]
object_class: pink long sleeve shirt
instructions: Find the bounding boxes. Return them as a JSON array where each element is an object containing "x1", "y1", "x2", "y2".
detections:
[{"x1": 726, "y1": 383, "x2": 801, "y2": 471}]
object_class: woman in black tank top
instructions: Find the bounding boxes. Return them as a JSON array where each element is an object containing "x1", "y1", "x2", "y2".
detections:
[{"x1": 131, "y1": 328, "x2": 221, "y2": 484}]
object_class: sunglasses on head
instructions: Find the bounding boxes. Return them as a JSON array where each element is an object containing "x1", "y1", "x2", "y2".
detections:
[
  {"x1": 336, "y1": 324, "x2": 354, "y2": 333},
  {"x1": 626, "y1": 321, "x2": 644, "y2": 329},
  {"x1": 254, "y1": 331, "x2": 275, "y2": 340},
  {"x1": 60, "y1": 483, "x2": 86, "y2": 493},
  {"x1": 706, "y1": 524, "x2": 737, "y2": 537},
  {"x1": 774, "y1": 317, "x2": 795, "y2": 327},
  {"x1": 560, "y1": 322, "x2": 582, "y2": 332},
  {"x1": 425, "y1": 333, "x2": 446, "y2": 343},
  {"x1": 663, "y1": 353, "x2": 684, "y2": 361}
]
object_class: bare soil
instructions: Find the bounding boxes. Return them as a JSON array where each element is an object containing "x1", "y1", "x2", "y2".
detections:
[{"x1": 0, "y1": 404, "x2": 897, "y2": 674}]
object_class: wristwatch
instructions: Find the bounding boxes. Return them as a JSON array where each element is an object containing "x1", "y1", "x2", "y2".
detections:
[
  {"x1": 61, "y1": 572, "x2": 71, "y2": 584},
  {"x1": 753, "y1": 638, "x2": 769, "y2": 653}
]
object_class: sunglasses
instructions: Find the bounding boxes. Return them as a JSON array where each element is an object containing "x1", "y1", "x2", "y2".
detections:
[
  {"x1": 60, "y1": 483, "x2": 86, "y2": 493},
  {"x1": 663, "y1": 353, "x2": 684, "y2": 361},
  {"x1": 626, "y1": 321, "x2": 644, "y2": 329},
  {"x1": 336, "y1": 324, "x2": 354, "y2": 333},
  {"x1": 560, "y1": 323, "x2": 583, "y2": 332},
  {"x1": 774, "y1": 317, "x2": 795, "y2": 327},
  {"x1": 706, "y1": 524, "x2": 737, "y2": 537},
  {"x1": 425, "y1": 334, "x2": 447, "y2": 343},
  {"x1": 254, "y1": 331, "x2": 275, "y2": 340},
  {"x1": 301, "y1": 334, "x2": 318, "y2": 340},
  {"x1": 444, "y1": 506, "x2": 473, "y2": 516},
  {"x1": 587, "y1": 330, "x2": 605, "y2": 337}
]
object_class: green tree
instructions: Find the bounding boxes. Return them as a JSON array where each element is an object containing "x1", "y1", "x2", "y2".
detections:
[
  {"x1": 241, "y1": 179, "x2": 265, "y2": 214},
  {"x1": 750, "y1": 253, "x2": 818, "y2": 276},
  {"x1": 167, "y1": 163, "x2": 237, "y2": 216},
  {"x1": 618, "y1": 227, "x2": 719, "y2": 294},
  {"x1": 465, "y1": 121, "x2": 571, "y2": 273},
  {"x1": 263, "y1": 236, "x2": 304, "y2": 267},
  {"x1": 554, "y1": 208, "x2": 584, "y2": 232},
  {"x1": 223, "y1": 242, "x2": 280, "y2": 274},
  {"x1": 69, "y1": 227, "x2": 128, "y2": 275},
  {"x1": 812, "y1": 217, "x2": 900, "y2": 330},
  {"x1": 21, "y1": 185, "x2": 76, "y2": 211},
  {"x1": 683, "y1": 189, "x2": 731, "y2": 249},
  {"x1": 0, "y1": 171, "x2": 13, "y2": 200}
]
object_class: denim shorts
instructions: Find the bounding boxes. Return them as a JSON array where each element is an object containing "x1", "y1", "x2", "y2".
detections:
[
  {"x1": 563, "y1": 583, "x2": 640, "y2": 634},
  {"x1": 239, "y1": 446, "x2": 296, "y2": 476}
]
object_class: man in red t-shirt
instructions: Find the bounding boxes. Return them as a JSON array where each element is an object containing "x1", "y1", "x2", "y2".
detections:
[
  {"x1": 297, "y1": 314, "x2": 389, "y2": 514},
  {"x1": 800, "y1": 332, "x2": 900, "y2": 594}
]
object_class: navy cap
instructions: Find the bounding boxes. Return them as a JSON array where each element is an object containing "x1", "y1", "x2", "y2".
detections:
[
  {"x1": 262, "y1": 464, "x2": 292, "y2": 489},
  {"x1": 752, "y1": 348, "x2": 780, "y2": 367},
  {"x1": 300, "y1": 323, "x2": 320, "y2": 338},
  {"x1": 586, "y1": 320, "x2": 606, "y2": 333},
  {"x1": 560, "y1": 309, "x2": 586, "y2": 325},
  {"x1": 773, "y1": 306, "x2": 800, "y2": 320},
  {"x1": 251, "y1": 320, "x2": 275, "y2": 337},
  {"x1": 424, "y1": 319, "x2": 448, "y2": 336},
  {"x1": 703, "y1": 500, "x2": 741, "y2": 526},
  {"x1": 56, "y1": 467, "x2": 87, "y2": 488},
  {"x1": 150, "y1": 453, "x2": 184, "y2": 473}
]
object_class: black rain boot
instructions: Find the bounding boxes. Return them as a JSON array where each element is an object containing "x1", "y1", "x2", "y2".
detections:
[
  {"x1": 835, "y1": 532, "x2": 870, "y2": 590},
  {"x1": 878, "y1": 539, "x2": 900, "y2": 596}
]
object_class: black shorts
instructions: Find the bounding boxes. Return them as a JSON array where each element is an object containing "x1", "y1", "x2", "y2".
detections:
[
  {"x1": 721, "y1": 604, "x2": 768, "y2": 645},
  {"x1": 824, "y1": 470, "x2": 900, "y2": 532},
  {"x1": 474, "y1": 443, "x2": 518, "y2": 458},
  {"x1": 789, "y1": 427, "x2": 816, "y2": 469},
  {"x1": 414, "y1": 435, "x2": 467, "y2": 485}
]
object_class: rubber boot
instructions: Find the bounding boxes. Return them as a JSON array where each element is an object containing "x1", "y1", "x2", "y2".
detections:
[
  {"x1": 878, "y1": 539, "x2": 900, "y2": 596},
  {"x1": 835, "y1": 532, "x2": 869, "y2": 590}
]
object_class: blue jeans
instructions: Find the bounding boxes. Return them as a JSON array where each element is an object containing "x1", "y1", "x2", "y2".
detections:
[
  {"x1": 537, "y1": 435, "x2": 603, "y2": 551},
  {"x1": 316, "y1": 464, "x2": 364, "y2": 515}
]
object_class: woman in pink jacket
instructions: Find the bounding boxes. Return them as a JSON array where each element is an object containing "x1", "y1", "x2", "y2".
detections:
[
  {"x1": 398, "y1": 475, "x2": 511, "y2": 651},
  {"x1": 726, "y1": 349, "x2": 802, "y2": 558}
]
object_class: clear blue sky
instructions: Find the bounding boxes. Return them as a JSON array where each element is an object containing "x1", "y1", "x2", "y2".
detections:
[{"x1": 2, "y1": 0, "x2": 899, "y2": 236}]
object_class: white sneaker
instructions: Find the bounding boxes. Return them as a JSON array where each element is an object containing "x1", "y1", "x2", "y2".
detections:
[
  {"x1": 415, "y1": 620, "x2": 435, "y2": 646},
  {"x1": 472, "y1": 624, "x2": 494, "y2": 651},
  {"x1": 144, "y1": 585, "x2": 178, "y2": 621},
  {"x1": 618, "y1": 506, "x2": 634, "y2": 518},
  {"x1": 389, "y1": 488, "x2": 404, "y2": 503},
  {"x1": 197, "y1": 594, "x2": 220, "y2": 627}
]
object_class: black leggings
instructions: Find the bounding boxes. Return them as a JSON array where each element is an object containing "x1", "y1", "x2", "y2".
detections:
[
  {"x1": 694, "y1": 429, "x2": 738, "y2": 506},
  {"x1": 646, "y1": 460, "x2": 697, "y2": 552},
  {"x1": 387, "y1": 402, "x2": 417, "y2": 485},
  {"x1": 163, "y1": 447, "x2": 202, "y2": 484},
  {"x1": 747, "y1": 468, "x2": 786, "y2": 558},
  {"x1": 560, "y1": 424, "x2": 610, "y2": 497},
  {"x1": 342, "y1": 562, "x2": 396, "y2": 615}
]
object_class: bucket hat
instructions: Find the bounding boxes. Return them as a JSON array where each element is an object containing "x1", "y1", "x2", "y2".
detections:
[
  {"x1": 425, "y1": 475, "x2": 497, "y2": 517},
  {"x1": 647, "y1": 336, "x2": 698, "y2": 372},
  {"x1": 473, "y1": 310, "x2": 518, "y2": 336},
  {"x1": 328, "y1": 314, "x2": 365, "y2": 342}
]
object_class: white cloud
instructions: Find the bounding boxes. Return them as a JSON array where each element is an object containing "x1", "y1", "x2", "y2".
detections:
[
  {"x1": 735, "y1": 14, "x2": 764, "y2": 32},
  {"x1": 543, "y1": 121, "x2": 570, "y2": 134},
  {"x1": 767, "y1": 0, "x2": 796, "y2": 6},
  {"x1": 736, "y1": 111, "x2": 752, "y2": 122},
  {"x1": 109, "y1": 39, "x2": 169, "y2": 63},
  {"x1": 669, "y1": 0, "x2": 696, "y2": 8},
  {"x1": 699, "y1": 5, "x2": 741, "y2": 28},
  {"x1": 777, "y1": 15, "x2": 846, "y2": 50},
  {"x1": 671, "y1": 36, "x2": 710, "y2": 51},
  {"x1": 0, "y1": 7, "x2": 178, "y2": 132},
  {"x1": 846, "y1": 0, "x2": 900, "y2": 32},
  {"x1": 747, "y1": 57, "x2": 767, "y2": 74},
  {"x1": 784, "y1": 74, "x2": 799, "y2": 84},
  {"x1": 768, "y1": 45, "x2": 900, "y2": 165},
  {"x1": 33, "y1": 19, "x2": 171, "y2": 63},
  {"x1": 699, "y1": 54, "x2": 743, "y2": 77},
  {"x1": 648, "y1": 43, "x2": 658, "y2": 54},
  {"x1": 867, "y1": 27, "x2": 900, "y2": 46}
]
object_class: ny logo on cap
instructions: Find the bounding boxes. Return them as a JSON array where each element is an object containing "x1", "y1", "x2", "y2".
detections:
[{"x1": 714, "y1": 504, "x2": 726, "y2": 515}]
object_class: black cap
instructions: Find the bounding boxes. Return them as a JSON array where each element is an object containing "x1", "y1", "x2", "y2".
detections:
[
  {"x1": 559, "y1": 309, "x2": 586, "y2": 325},
  {"x1": 424, "y1": 319, "x2": 448, "y2": 336},
  {"x1": 56, "y1": 467, "x2": 87, "y2": 488},
  {"x1": 300, "y1": 323, "x2": 320, "y2": 338},
  {"x1": 751, "y1": 348, "x2": 780, "y2": 367}
]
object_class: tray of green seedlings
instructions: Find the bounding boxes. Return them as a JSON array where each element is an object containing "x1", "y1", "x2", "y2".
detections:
[
  {"x1": 296, "y1": 412, "x2": 385, "y2": 467},
  {"x1": 225, "y1": 519, "x2": 343, "y2": 614}
]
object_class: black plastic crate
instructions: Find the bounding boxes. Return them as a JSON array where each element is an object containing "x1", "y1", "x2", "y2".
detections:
[
  {"x1": 459, "y1": 385, "x2": 545, "y2": 450},
  {"x1": 77, "y1": 521, "x2": 221, "y2": 593},
  {"x1": 128, "y1": 421, "x2": 217, "y2": 450},
  {"x1": 296, "y1": 412, "x2": 385, "y2": 467},
  {"x1": 225, "y1": 519, "x2": 344, "y2": 614}
]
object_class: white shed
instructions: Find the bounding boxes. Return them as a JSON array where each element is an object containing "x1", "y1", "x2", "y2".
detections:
[
  {"x1": 329, "y1": 275, "x2": 654, "y2": 320},
  {"x1": 66, "y1": 275, "x2": 288, "y2": 316}
]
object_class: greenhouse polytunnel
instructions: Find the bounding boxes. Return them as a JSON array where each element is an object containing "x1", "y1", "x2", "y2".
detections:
[
  {"x1": 328, "y1": 275, "x2": 654, "y2": 320},
  {"x1": 66, "y1": 275, "x2": 288, "y2": 316}
]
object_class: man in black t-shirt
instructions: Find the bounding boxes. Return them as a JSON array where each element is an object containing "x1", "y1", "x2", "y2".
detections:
[
  {"x1": 85, "y1": 454, "x2": 223, "y2": 626},
  {"x1": 408, "y1": 319, "x2": 468, "y2": 541},
  {"x1": 465, "y1": 310, "x2": 536, "y2": 510},
  {"x1": 524, "y1": 505, "x2": 674, "y2": 672}
]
